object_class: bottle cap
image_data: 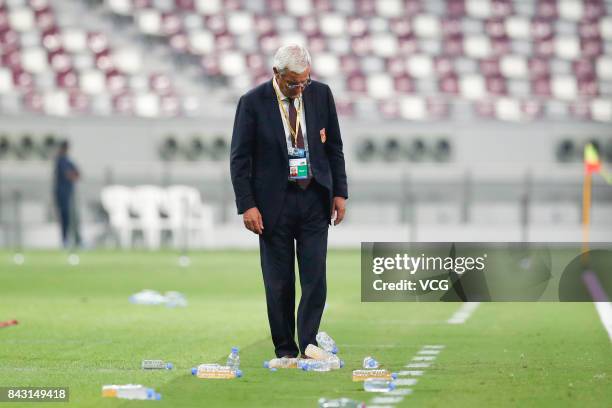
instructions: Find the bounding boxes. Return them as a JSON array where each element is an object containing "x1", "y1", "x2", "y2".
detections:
[
  {"x1": 231, "y1": 347, "x2": 239, "y2": 353},
  {"x1": 269, "y1": 367, "x2": 278, "y2": 372},
  {"x1": 263, "y1": 361, "x2": 269, "y2": 368},
  {"x1": 191, "y1": 367, "x2": 197, "y2": 375},
  {"x1": 146, "y1": 389, "x2": 154, "y2": 399},
  {"x1": 332, "y1": 345, "x2": 338, "y2": 354},
  {"x1": 391, "y1": 372, "x2": 398, "y2": 379},
  {"x1": 235, "y1": 369, "x2": 243, "y2": 378},
  {"x1": 166, "y1": 362, "x2": 173, "y2": 370},
  {"x1": 155, "y1": 393, "x2": 162, "y2": 400},
  {"x1": 389, "y1": 382, "x2": 396, "y2": 391}
]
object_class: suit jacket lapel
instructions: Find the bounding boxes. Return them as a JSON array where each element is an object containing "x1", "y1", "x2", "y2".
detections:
[
  {"x1": 264, "y1": 79, "x2": 289, "y2": 161},
  {"x1": 303, "y1": 86, "x2": 317, "y2": 154}
]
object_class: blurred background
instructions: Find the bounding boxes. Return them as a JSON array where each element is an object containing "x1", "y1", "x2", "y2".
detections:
[{"x1": 0, "y1": 0, "x2": 611, "y2": 250}]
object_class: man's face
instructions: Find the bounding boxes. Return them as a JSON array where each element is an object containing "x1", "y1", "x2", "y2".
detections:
[{"x1": 274, "y1": 67, "x2": 311, "y2": 98}]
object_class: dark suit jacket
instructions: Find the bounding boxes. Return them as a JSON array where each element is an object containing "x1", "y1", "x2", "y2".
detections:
[{"x1": 230, "y1": 79, "x2": 348, "y2": 233}]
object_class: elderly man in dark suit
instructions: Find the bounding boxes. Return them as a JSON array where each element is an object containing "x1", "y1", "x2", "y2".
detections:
[{"x1": 230, "y1": 44, "x2": 348, "y2": 358}]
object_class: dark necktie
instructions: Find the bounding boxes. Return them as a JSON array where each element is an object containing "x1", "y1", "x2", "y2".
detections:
[{"x1": 288, "y1": 97, "x2": 311, "y2": 189}]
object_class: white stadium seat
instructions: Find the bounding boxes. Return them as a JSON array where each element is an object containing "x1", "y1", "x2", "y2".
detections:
[
  {"x1": 313, "y1": 53, "x2": 340, "y2": 77},
  {"x1": 495, "y1": 97, "x2": 522, "y2": 121},
  {"x1": 399, "y1": 96, "x2": 427, "y2": 120},
  {"x1": 551, "y1": 76, "x2": 578, "y2": 100},
  {"x1": 21, "y1": 47, "x2": 49, "y2": 74},
  {"x1": 554, "y1": 36, "x2": 581, "y2": 60},
  {"x1": 596, "y1": 56, "x2": 612, "y2": 80},
  {"x1": 106, "y1": 0, "x2": 133, "y2": 16},
  {"x1": 194, "y1": 0, "x2": 221, "y2": 15},
  {"x1": 112, "y1": 48, "x2": 143, "y2": 74},
  {"x1": 136, "y1": 9, "x2": 162, "y2": 35},
  {"x1": 590, "y1": 98, "x2": 612, "y2": 122},
  {"x1": 370, "y1": 34, "x2": 398, "y2": 58},
  {"x1": 464, "y1": 35, "x2": 492, "y2": 58},
  {"x1": 375, "y1": 0, "x2": 404, "y2": 18},
  {"x1": 459, "y1": 74, "x2": 486, "y2": 100},
  {"x1": 189, "y1": 29, "x2": 215, "y2": 55},
  {"x1": 320, "y1": 14, "x2": 346, "y2": 37},
  {"x1": 0, "y1": 68, "x2": 14, "y2": 94},
  {"x1": 466, "y1": 0, "x2": 492, "y2": 19},
  {"x1": 413, "y1": 14, "x2": 441, "y2": 38},
  {"x1": 134, "y1": 92, "x2": 160, "y2": 118},
  {"x1": 62, "y1": 28, "x2": 88, "y2": 53},
  {"x1": 406, "y1": 54, "x2": 434, "y2": 78},
  {"x1": 600, "y1": 17, "x2": 612, "y2": 39},
  {"x1": 43, "y1": 90, "x2": 70, "y2": 116},
  {"x1": 285, "y1": 0, "x2": 312, "y2": 16},
  {"x1": 558, "y1": 0, "x2": 584, "y2": 21},
  {"x1": 505, "y1": 16, "x2": 531, "y2": 40},
  {"x1": 500, "y1": 55, "x2": 528, "y2": 79},
  {"x1": 9, "y1": 7, "x2": 34, "y2": 32},
  {"x1": 227, "y1": 12, "x2": 254, "y2": 36},
  {"x1": 219, "y1": 51, "x2": 246, "y2": 76},
  {"x1": 80, "y1": 70, "x2": 106, "y2": 95},
  {"x1": 366, "y1": 73, "x2": 394, "y2": 99}
]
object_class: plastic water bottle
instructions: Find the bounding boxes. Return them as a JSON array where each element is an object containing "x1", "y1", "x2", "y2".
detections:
[
  {"x1": 316, "y1": 332, "x2": 338, "y2": 354},
  {"x1": 142, "y1": 359, "x2": 173, "y2": 370},
  {"x1": 191, "y1": 363, "x2": 220, "y2": 375},
  {"x1": 226, "y1": 347, "x2": 240, "y2": 370},
  {"x1": 300, "y1": 356, "x2": 344, "y2": 371},
  {"x1": 304, "y1": 344, "x2": 335, "y2": 360},
  {"x1": 363, "y1": 378, "x2": 396, "y2": 392},
  {"x1": 362, "y1": 356, "x2": 379, "y2": 369},
  {"x1": 102, "y1": 385, "x2": 161, "y2": 400},
  {"x1": 318, "y1": 397, "x2": 366, "y2": 408},
  {"x1": 300, "y1": 359, "x2": 331, "y2": 372},
  {"x1": 129, "y1": 290, "x2": 166, "y2": 305},
  {"x1": 165, "y1": 291, "x2": 187, "y2": 307},
  {"x1": 264, "y1": 357, "x2": 299, "y2": 369},
  {"x1": 194, "y1": 365, "x2": 242, "y2": 379},
  {"x1": 352, "y1": 369, "x2": 397, "y2": 382}
]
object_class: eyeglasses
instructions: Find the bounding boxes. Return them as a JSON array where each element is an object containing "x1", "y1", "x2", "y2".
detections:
[{"x1": 280, "y1": 74, "x2": 312, "y2": 90}]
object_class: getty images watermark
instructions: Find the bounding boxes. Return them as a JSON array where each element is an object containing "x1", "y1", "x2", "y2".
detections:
[{"x1": 361, "y1": 242, "x2": 612, "y2": 302}]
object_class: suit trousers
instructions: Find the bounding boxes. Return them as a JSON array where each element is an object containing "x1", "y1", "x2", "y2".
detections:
[{"x1": 259, "y1": 180, "x2": 329, "y2": 357}]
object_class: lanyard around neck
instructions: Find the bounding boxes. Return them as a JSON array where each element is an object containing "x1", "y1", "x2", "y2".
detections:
[{"x1": 273, "y1": 80, "x2": 302, "y2": 147}]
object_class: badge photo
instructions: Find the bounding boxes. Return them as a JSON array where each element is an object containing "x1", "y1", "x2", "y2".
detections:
[{"x1": 320, "y1": 128, "x2": 326, "y2": 143}]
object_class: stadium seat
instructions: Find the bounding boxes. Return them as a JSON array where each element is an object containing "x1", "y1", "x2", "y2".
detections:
[
  {"x1": 164, "y1": 185, "x2": 215, "y2": 248},
  {"x1": 100, "y1": 185, "x2": 135, "y2": 248}
]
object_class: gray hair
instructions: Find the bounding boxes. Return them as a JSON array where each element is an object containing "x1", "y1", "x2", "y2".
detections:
[{"x1": 273, "y1": 44, "x2": 311, "y2": 74}]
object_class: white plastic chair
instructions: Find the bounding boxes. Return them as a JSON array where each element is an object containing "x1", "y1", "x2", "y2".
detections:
[
  {"x1": 100, "y1": 185, "x2": 134, "y2": 248},
  {"x1": 164, "y1": 185, "x2": 214, "y2": 249},
  {"x1": 130, "y1": 185, "x2": 168, "y2": 249}
]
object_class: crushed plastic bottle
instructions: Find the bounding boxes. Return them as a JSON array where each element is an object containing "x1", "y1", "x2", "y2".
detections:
[
  {"x1": 141, "y1": 360, "x2": 173, "y2": 370},
  {"x1": 352, "y1": 369, "x2": 397, "y2": 382},
  {"x1": 129, "y1": 290, "x2": 166, "y2": 305},
  {"x1": 300, "y1": 359, "x2": 331, "y2": 372},
  {"x1": 363, "y1": 378, "x2": 396, "y2": 392},
  {"x1": 226, "y1": 347, "x2": 240, "y2": 370},
  {"x1": 362, "y1": 356, "x2": 379, "y2": 369},
  {"x1": 102, "y1": 384, "x2": 161, "y2": 400},
  {"x1": 128, "y1": 290, "x2": 187, "y2": 307},
  {"x1": 193, "y1": 365, "x2": 242, "y2": 379},
  {"x1": 165, "y1": 291, "x2": 188, "y2": 307},
  {"x1": 264, "y1": 357, "x2": 299, "y2": 369},
  {"x1": 304, "y1": 344, "x2": 335, "y2": 361},
  {"x1": 318, "y1": 397, "x2": 366, "y2": 408},
  {"x1": 316, "y1": 332, "x2": 338, "y2": 354},
  {"x1": 300, "y1": 356, "x2": 344, "y2": 371}
]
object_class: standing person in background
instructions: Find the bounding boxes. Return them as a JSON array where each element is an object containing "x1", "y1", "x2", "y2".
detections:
[
  {"x1": 230, "y1": 44, "x2": 348, "y2": 358},
  {"x1": 53, "y1": 140, "x2": 82, "y2": 248}
]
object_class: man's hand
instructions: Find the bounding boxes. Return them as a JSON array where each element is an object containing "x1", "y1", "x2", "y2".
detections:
[
  {"x1": 331, "y1": 197, "x2": 346, "y2": 226},
  {"x1": 243, "y1": 207, "x2": 264, "y2": 234}
]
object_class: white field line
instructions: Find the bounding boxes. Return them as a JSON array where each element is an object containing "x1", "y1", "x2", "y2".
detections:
[
  {"x1": 447, "y1": 302, "x2": 481, "y2": 324},
  {"x1": 593, "y1": 302, "x2": 612, "y2": 342},
  {"x1": 367, "y1": 345, "x2": 444, "y2": 408}
]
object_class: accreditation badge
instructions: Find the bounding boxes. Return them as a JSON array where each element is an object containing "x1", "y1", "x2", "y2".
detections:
[{"x1": 288, "y1": 148, "x2": 308, "y2": 180}]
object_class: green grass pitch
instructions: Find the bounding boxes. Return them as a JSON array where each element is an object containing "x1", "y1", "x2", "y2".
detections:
[{"x1": 0, "y1": 250, "x2": 610, "y2": 407}]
